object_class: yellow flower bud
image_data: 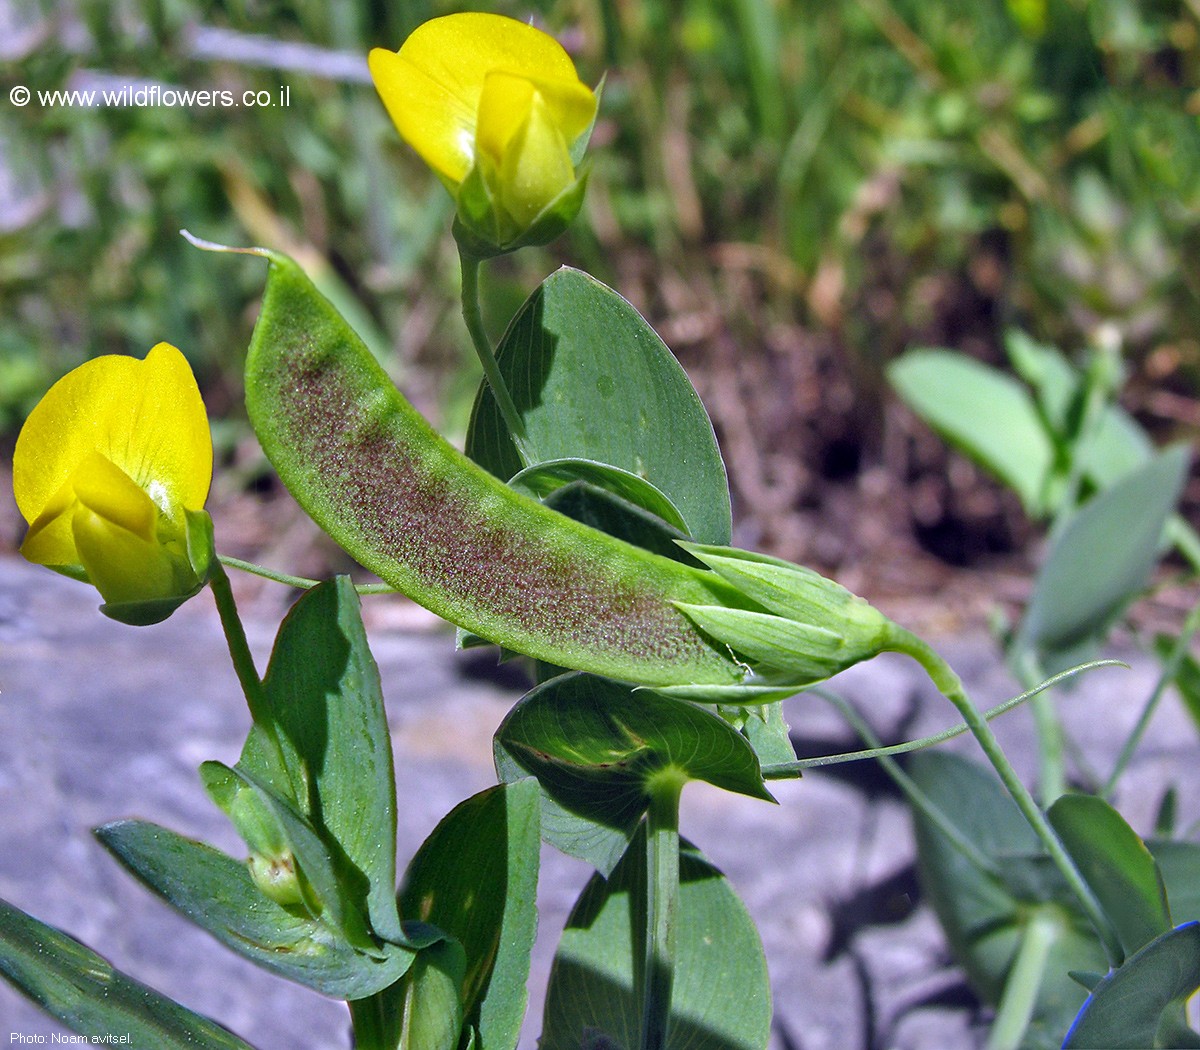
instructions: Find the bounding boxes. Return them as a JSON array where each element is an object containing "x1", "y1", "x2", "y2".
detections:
[
  {"x1": 13, "y1": 343, "x2": 214, "y2": 624},
  {"x1": 369, "y1": 12, "x2": 598, "y2": 254}
]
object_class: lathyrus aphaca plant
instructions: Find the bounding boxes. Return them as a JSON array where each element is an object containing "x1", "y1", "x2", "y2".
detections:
[{"x1": 4, "y1": 11, "x2": 1197, "y2": 1050}]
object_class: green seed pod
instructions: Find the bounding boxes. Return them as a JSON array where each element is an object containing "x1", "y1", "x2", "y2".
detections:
[{"x1": 241, "y1": 248, "x2": 752, "y2": 689}]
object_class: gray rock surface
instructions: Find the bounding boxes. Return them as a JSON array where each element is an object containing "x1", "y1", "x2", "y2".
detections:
[{"x1": 1, "y1": 556, "x2": 1196, "y2": 1048}]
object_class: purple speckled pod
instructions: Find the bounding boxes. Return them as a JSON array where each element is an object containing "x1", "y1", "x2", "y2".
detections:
[{"x1": 242, "y1": 249, "x2": 751, "y2": 690}]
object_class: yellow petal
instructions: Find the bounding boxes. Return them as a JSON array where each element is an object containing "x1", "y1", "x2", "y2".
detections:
[
  {"x1": 71, "y1": 502, "x2": 183, "y2": 608},
  {"x1": 71, "y1": 451, "x2": 159, "y2": 542},
  {"x1": 523, "y1": 72, "x2": 598, "y2": 149},
  {"x1": 475, "y1": 69, "x2": 537, "y2": 169},
  {"x1": 495, "y1": 86, "x2": 577, "y2": 227},
  {"x1": 370, "y1": 13, "x2": 595, "y2": 185},
  {"x1": 14, "y1": 343, "x2": 212, "y2": 531},
  {"x1": 19, "y1": 452, "x2": 156, "y2": 570},
  {"x1": 370, "y1": 46, "x2": 478, "y2": 184},
  {"x1": 19, "y1": 478, "x2": 82, "y2": 570}
]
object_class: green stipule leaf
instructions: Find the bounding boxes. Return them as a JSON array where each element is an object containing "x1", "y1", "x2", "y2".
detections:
[{"x1": 238, "y1": 247, "x2": 749, "y2": 689}]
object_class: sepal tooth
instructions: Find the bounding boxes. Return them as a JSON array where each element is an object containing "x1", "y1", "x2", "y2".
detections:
[
  {"x1": 680, "y1": 542, "x2": 874, "y2": 625},
  {"x1": 674, "y1": 602, "x2": 845, "y2": 678}
]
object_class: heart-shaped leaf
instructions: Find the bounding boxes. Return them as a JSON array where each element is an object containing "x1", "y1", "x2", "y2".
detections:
[
  {"x1": 540, "y1": 833, "x2": 771, "y2": 1050},
  {"x1": 466, "y1": 267, "x2": 732, "y2": 545},
  {"x1": 398, "y1": 781, "x2": 541, "y2": 1050},
  {"x1": 1064, "y1": 923, "x2": 1200, "y2": 1049},
  {"x1": 495, "y1": 673, "x2": 773, "y2": 873}
]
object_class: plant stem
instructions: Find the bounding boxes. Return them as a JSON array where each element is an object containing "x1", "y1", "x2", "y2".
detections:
[
  {"x1": 1019, "y1": 649, "x2": 1067, "y2": 805},
  {"x1": 641, "y1": 775, "x2": 683, "y2": 1050},
  {"x1": 1104, "y1": 599, "x2": 1200, "y2": 797},
  {"x1": 208, "y1": 561, "x2": 302, "y2": 801},
  {"x1": 209, "y1": 560, "x2": 268, "y2": 723},
  {"x1": 985, "y1": 908, "x2": 1060, "y2": 1050},
  {"x1": 458, "y1": 249, "x2": 532, "y2": 465},
  {"x1": 1032, "y1": 698, "x2": 1066, "y2": 803},
  {"x1": 888, "y1": 626, "x2": 1124, "y2": 967}
]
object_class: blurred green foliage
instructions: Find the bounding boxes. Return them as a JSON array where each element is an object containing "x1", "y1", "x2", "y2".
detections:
[
  {"x1": 593, "y1": 0, "x2": 1198, "y2": 347},
  {"x1": 2, "y1": 0, "x2": 1197, "y2": 436}
]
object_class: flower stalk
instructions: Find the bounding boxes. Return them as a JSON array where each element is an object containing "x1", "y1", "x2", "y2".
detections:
[
  {"x1": 887, "y1": 626, "x2": 1125, "y2": 967},
  {"x1": 207, "y1": 559, "x2": 302, "y2": 804},
  {"x1": 459, "y1": 250, "x2": 532, "y2": 465}
]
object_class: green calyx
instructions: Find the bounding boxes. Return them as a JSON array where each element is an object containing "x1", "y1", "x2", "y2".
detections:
[
  {"x1": 666, "y1": 543, "x2": 898, "y2": 702},
  {"x1": 453, "y1": 161, "x2": 591, "y2": 259}
]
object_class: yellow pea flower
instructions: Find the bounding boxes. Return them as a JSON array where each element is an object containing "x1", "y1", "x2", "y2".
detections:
[
  {"x1": 370, "y1": 12, "x2": 598, "y2": 254},
  {"x1": 13, "y1": 343, "x2": 215, "y2": 625}
]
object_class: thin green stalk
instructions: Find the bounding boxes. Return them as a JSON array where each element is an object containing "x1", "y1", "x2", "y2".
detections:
[
  {"x1": 1104, "y1": 600, "x2": 1200, "y2": 797},
  {"x1": 209, "y1": 560, "x2": 269, "y2": 723},
  {"x1": 208, "y1": 561, "x2": 302, "y2": 801},
  {"x1": 640, "y1": 774, "x2": 683, "y2": 1050},
  {"x1": 459, "y1": 250, "x2": 532, "y2": 465},
  {"x1": 1010, "y1": 647, "x2": 1066, "y2": 805},
  {"x1": 759, "y1": 661, "x2": 1123, "y2": 779},
  {"x1": 218, "y1": 555, "x2": 396, "y2": 594},
  {"x1": 985, "y1": 908, "x2": 1060, "y2": 1050},
  {"x1": 1031, "y1": 694, "x2": 1066, "y2": 804},
  {"x1": 810, "y1": 687, "x2": 1003, "y2": 881},
  {"x1": 887, "y1": 626, "x2": 1124, "y2": 967}
]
